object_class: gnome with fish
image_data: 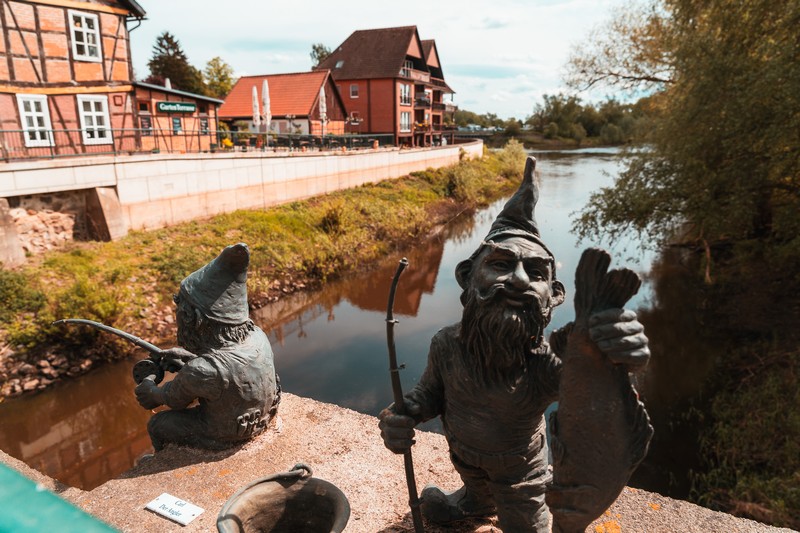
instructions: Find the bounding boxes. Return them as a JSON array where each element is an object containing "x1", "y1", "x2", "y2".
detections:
[{"x1": 379, "y1": 156, "x2": 653, "y2": 532}]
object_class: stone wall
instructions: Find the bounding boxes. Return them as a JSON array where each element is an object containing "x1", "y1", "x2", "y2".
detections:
[
  {"x1": 5, "y1": 191, "x2": 88, "y2": 256},
  {"x1": 0, "y1": 141, "x2": 484, "y2": 263}
]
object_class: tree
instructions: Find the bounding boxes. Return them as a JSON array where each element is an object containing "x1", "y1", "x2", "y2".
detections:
[
  {"x1": 204, "y1": 56, "x2": 237, "y2": 99},
  {"x1": 310, "y1": 43, "x2": 331, "y2": 67},
  {"x1": 503, "y1": 118, "x2": 522, "y2": 137},
  {"x1": 565, "y1": 1, "x2": 674, "y2": 93},
  {"x1": 454, "y1": 109, "x2": 482, "y2": 127},
  {"x1": 529, "y1": 93, "x2": 583, "y2": 134},
  {"x1": 146, "y1": 31, "x2": 207, "y2": 95},
  {"x1": 572, "y1": 0, "x2": 800, "y2": 267}
]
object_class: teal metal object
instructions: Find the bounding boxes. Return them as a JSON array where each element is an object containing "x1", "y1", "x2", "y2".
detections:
[{"x1": 0, "y1": 464, "x2": 117, "y2": 532}]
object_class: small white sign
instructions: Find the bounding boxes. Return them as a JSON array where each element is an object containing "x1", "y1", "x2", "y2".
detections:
[{"x1": 145, "y1": 493, "x2": 204, "y2": 526}]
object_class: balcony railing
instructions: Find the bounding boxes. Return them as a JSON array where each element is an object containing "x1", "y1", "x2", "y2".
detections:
[
  {"x1": 0, "y1": 128, "x2": 396, "y2": 162},
  {"x1": 414, "y1": 97, "x2": 432, "y2": 108},
  {"x1": 399, "y1": 67, "x2": 431, "y2": 83}
]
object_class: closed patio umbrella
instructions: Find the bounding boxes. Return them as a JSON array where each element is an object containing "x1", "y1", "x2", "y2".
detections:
[
  {"x1": 252, "y1": 85, "x2": 261, "y2": 129},
  {"x1": 319, "y1": 85, "x2": 327, "y2": 137},
  {"x1": 262, "y1": 79, "x2": 271, "y2": 147}
]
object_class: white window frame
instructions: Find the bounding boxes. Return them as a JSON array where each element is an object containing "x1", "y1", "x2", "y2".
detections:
[
  {"x1": 77, "y1": 95, "x2": 112, "y2": 145},
  {"x1": 16, "y1": 94, "x2": 54, "y2": 147},
  {"x1": 349, "y1": 84, "x2": 359, "y2": 99},
  {"x1": 68, "y1": 10, "x2": 102, "y2": 62},
  {"x1": 400, "y1": 111, "x2": 411, "y2": 133},
  {"x1": 400, "y1": 84, "x2": 411, "y2": 105}
]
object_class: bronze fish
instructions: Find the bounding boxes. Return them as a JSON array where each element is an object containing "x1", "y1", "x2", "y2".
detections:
[{"x1": 547, "y1": 248, "x2": 653, "y2": 533}]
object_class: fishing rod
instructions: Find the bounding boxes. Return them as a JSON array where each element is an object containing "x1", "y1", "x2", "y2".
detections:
[
  {"x1": 53, "y1": 318, "x2": 167, "y2": 384},
  {"x1": 385, "y1": 257, "x2": 424, "y2": 533}
]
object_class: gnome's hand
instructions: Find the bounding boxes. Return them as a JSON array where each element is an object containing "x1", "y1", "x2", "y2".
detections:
[
  {"x1": 378, "y1": 401, "x2": 421, "y2": 454},
  {"x1": 160, "y1": 346, "x2": 197, "y2": 373},
  {"x1": 135, "y1": 376, "x2": 165, "y2": 410},
  {"x1": 589, "y1": 308, "x2": 650, "y2": 371}
]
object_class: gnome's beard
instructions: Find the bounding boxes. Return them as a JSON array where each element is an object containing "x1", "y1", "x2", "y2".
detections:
[{"x1": 461, "y1": 283, "x2": 551, "y2": 388}]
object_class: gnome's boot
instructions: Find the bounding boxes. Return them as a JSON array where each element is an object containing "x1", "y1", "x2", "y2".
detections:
[{"x1": 420, "y1": 484, "x2": 496, "y2": 524}]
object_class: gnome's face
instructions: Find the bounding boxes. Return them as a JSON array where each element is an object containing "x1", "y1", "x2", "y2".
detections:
[
  {"x1": 459, "y1": 236, "x2": 565, "y2": 382},
  {"x1": 467, "y1": 237, "x2": 565, "y2": 326}
]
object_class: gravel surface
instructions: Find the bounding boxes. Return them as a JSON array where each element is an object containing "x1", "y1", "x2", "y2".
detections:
[{"x1": 1, "y1": 393, "x2": 795, "y2": 532}]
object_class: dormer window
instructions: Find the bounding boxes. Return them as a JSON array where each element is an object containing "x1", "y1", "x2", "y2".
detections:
[{"x1": 69, "y1": 10, "x2": 102, "y2": 62}]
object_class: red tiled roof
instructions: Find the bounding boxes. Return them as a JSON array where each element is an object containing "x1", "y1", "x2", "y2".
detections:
[
  {"x1": 317, "y1": 26, "x2": 420, "y2": 80},
  {"x1": 218, "y1": 71, "x2": 329, "y2": 119}
]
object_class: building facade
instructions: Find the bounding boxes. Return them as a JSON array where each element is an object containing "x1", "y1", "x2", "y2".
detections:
[
  {"x1": 134, "y1": 82, "x2": 222, "y2": 153},
  {"x1": 0, "y1": 0, "x2": 221, "y2": 161},
  {"x1": 219, "y1": 71, "x2": 346, "y2": 139},
  {"x1": 317, "y1": 26, "x2": 457, "y2": 147}
]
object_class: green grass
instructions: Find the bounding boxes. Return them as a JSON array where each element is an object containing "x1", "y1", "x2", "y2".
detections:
[{"x1": 0, "y1": 142, "x2": 526, "y2": 366}]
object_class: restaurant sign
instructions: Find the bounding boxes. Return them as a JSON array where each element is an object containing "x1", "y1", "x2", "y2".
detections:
[{"x1": 156, "y1": 101, "x2": 196, "y2": 113}]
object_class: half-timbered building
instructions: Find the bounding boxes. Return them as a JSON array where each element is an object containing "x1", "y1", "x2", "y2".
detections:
[{"x1": 0, "y1": 0, "x2": 221, "y2": 160}]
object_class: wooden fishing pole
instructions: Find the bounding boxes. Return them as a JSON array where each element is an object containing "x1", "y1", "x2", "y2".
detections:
[{"x1": 385, "y1": 257, "x2": 424, "y2": 533}]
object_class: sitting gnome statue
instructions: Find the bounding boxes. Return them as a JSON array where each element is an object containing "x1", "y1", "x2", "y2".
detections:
[
  {"x1": 135, "y1": 243, "x2": 280, "y2": 451},
  {"x1": 379, "y1": 157, "x2": 652, "y2": 532}
]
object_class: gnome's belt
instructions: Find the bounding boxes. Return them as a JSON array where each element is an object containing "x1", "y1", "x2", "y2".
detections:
[{"x1": 446, "y1": 431, "x2": 548, "y2": 471}]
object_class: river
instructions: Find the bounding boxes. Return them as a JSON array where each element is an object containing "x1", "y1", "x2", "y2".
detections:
[{"x1": 0, "y1": 148, "x2": 709, "y2": 496}]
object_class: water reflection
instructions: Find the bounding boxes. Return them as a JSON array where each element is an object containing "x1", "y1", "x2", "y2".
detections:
[
  {"x1": 0, "y1": 150, "x2": 696, "y2": 496},
  {"x1": 0, "y1": 359, "x2": 153, "y2": 490}
]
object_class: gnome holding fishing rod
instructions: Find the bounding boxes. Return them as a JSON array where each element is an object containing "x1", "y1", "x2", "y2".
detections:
[
  {"x1": 134, "y1": 243, "x2": 280, "y2": 451},
  {"x1": 379, "y1": 157, "x2": 653, "y2": 532}
]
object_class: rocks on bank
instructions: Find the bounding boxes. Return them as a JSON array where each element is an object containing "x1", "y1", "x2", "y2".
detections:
[{"x1": 0, "y1": 393, "x2": 791, "y2": 533}]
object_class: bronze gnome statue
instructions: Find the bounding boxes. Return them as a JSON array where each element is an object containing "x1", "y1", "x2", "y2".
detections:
[
  {"x1": 135, "y1": 243, "x2": 280, "y2": 451},
  {"x1": 379, "y1": 157, "x2": 653, "y2": 532}
]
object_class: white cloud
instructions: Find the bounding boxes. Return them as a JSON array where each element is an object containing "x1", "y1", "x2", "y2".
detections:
[{"x1": 130, "y1": 0, "x2": 632, "y2": 119}]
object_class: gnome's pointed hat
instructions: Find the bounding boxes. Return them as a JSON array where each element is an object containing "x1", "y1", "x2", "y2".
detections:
[
  {"x1": 179, "y1": 243, "x2": 251, "y2": 324},
  {"x1": 456, "y1": 157, "x2": 555, "y2": 289},
  {"x1": 485, "y1": 156, "x2": 546, "y2": 245}
]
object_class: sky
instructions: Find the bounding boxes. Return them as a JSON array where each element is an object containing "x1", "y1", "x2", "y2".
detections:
[{"x1": 129, "y1": 0, "x2": 629, "y2": 120}]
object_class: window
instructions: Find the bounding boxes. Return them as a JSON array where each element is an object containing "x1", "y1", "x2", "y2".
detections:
[
  {"x1": 77, "y1": 95, "x2": 112, "y2": 145},
  {"x1": 400, "y1": 84, "x2": 411, "y2": 105},
  {"x1": 401, "y1": 59, "x2": 414, "y2": 77},
  {"x1": 138, "y1": 102, "x2": 149, "y2": 112},
  {"x1": 349, "y1": 84, "x2": 359, "y2": 98},
  {"x1": 172, "y1": 117, "x2": 182, "y2": 135},
  {"x1": 16, "y1": 94, "x2": 53, "y2": 147},
  {"x1": 68, "y1": 10, "x2": 102, "y2": 62},
  {"x1": 140, "y1": 116, "x2": 152, "y2": 136},
  {"x1": 400, "y1": 112, "x2": 411, "y2": 132},
  {"x1": 335, "y1": 60, "x2": 344, "y2": 69}
]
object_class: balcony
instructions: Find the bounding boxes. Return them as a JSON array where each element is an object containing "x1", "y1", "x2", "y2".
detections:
[
  {"x1": 414, "y1": 96, "x2": 432, "y2": 108},
  {"x1": 399, "y1": 67, "x2": 431, "y2": 83},
  {"x1": 414, "y1": 122, "x2": 431, "y2": 132}
]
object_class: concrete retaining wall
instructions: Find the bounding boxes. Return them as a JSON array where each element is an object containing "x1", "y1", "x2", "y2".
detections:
[{"x1": 0, "y1": 141, "x2": 483, "y2": 264}]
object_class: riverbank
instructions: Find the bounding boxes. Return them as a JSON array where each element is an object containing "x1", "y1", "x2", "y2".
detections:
[
  {"x1": 1, "y1": 392, "x2": 792, "y2": 533},
  {"x1": 0, "y1": 142, "x2": 527, "y2": 400},
  {"x1": 480, "y1": 131, "x2": 625, "y2": 151}
]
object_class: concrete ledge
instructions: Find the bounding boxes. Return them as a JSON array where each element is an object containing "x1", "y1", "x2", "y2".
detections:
[{"x1": 1, "y1": 393, "x2": 790, "y2": 532}]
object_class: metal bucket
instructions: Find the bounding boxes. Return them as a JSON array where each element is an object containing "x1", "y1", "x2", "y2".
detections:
[{"x1": 217, "y1": 463, "x2": 350, "y2": 533}]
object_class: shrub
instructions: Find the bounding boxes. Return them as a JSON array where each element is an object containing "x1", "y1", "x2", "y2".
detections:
[
  {"x1": 544, "y1": 122, "x2": 559, "y2": 139},
  {"x1": 492, "y1": 139, "x2": 527, "y2": 179},
  {"x1": 0, "y1": 266, "x2": 45, "y2": 322},
  {"x1": 600, "y1": 123, "x2": 624, "y2": 144}
]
